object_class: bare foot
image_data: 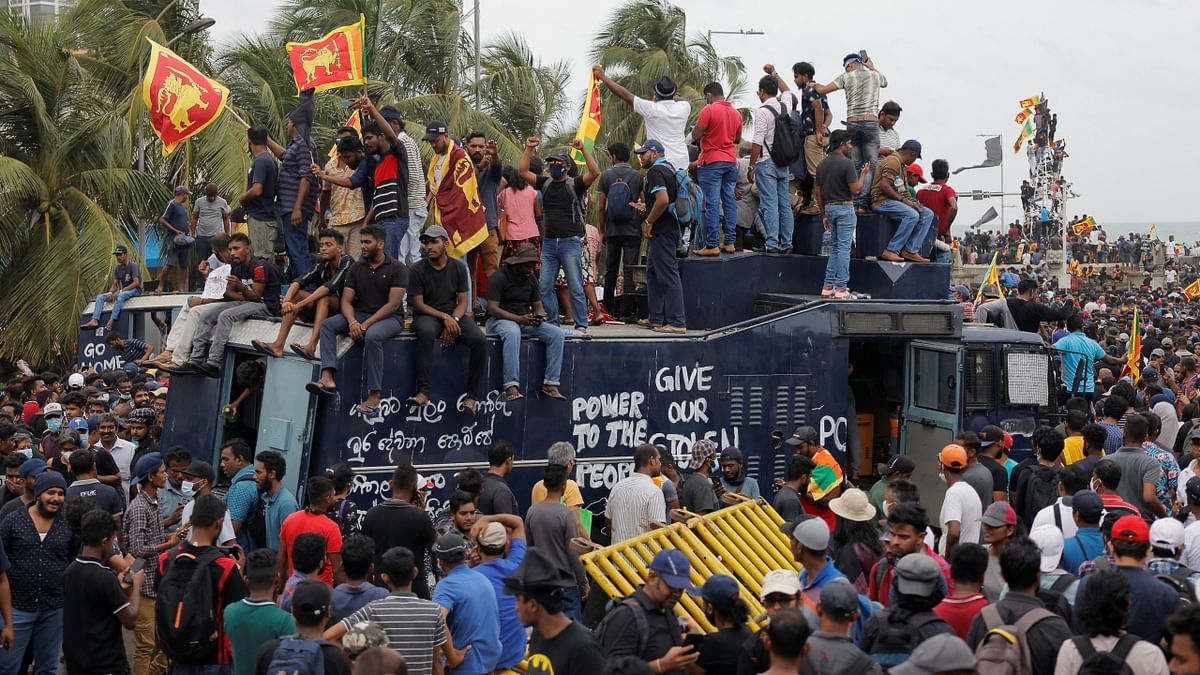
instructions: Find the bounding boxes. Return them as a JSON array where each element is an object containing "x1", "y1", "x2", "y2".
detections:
[
  {"x1": 406, "y1": 392, "x2": 430, "y2": 407},
  {"x1": 104, "y1": 321, "x2": 115, "y2": 331},
  {"x1": 359, "y1": 393, "x2": 382, "y2": 413},
  {"x1": 460, "y1": 397, "x2": 477, "y2": 414}
]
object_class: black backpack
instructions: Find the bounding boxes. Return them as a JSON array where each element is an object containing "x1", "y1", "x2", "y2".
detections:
[
  {"x1": 265, "y1": 637, "x2": 329, "y2": 675},
  {"x1": 761, "y1": 95, "x2": 803, "y2": 167},
  {"x1": 1156, "y1": 566, "x2": 1198, "y2": 606},
  {"x1": 236, "y1": 474, "x2": 267, "y2": 549},
  {"x1": 605, "y1": 173, "x2": 636, "y2": 224},
  {"x1": 595, "y1": 596, "x2": 652, "y2": 657},
  {"x1": 867, "y1": 609, "x2": 948, "y2": 669},
  {"x1": 156, "y1": 547, "x2": 224, "y2": 664},
  {"x1": 1071, "y1": 633, "x2": 1138, "y2": 675},
  {"x1": 1021, "y1": 466, "x2": 1060, "y2": 524}
]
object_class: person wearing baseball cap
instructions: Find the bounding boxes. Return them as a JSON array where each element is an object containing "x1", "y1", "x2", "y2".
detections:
[
  {"x1": 485, "y1": 240, "x2": 568, "y2": 402},
  {"x1": 801, "y1": 577, "x2": 875, "y2": 671},
  {"x1": 785, "y1": 426, "x2": 844, "y2": 530},
  {"x1": 937, "y1": 444, "x2": 981, "y2": 558},
  {"x1": 782, "y1": 514, "x2": 871, "y2": 629},
  {"x1": 156, "y1": 185, "x2": 192, "y2": 292},
  {"x1": 739, "y1": 569, "x2": 805, "y2": 675},
  {"x1": 80, "y1": 240, "x2": 142, "y2": 332},
  {"x1": 471, "y1": 515, "x2": 528, "y2": 671},
  {"x1": 628, "y1": 137, "x2": 688, "y2": 334},
  {"x1": 261, "y1": 581, "x2": 349, "y2": 674},
  {"x1": 869, "y1": 455, "x2": 914, "y2": 516},
  {"x1": 1027, "y1": 525, "x2": 1079, "y2": 606},
  {"x1": 514, "y1": 134, "x2": 600, "y2": 336},
  {"x1": 1062, "y1": 490, "x2": 1105, "y2": 574},
  {"x1": 715, "y1": 447, "x2": 760, "y2": 500},
  {"x1": 965, "y1": 427, "x2": 1009, "y2": 505},
  {"x1": 1073, "y1": 514, "x2": 1179, "y2": 645},
  {"x1": 1147, "y1": 517, "x2": 1194, "y2": 581},
  {"x1": 596, "y1": 548, "x2": 699, "y2": 673},
  {"x1": 430, "y1": 531, "x2": 503, "y2": 672},
  {"x1": 872, "y1": 137, "x2": 933, "y2": 263},
  {"x1": 685, "y1": 574, "x2": 753, "y2": 672},
  {"x1": 889, "y1": 633, "x2": 976, "y2": 675}
]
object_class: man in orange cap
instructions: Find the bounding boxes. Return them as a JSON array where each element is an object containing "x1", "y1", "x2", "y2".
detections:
[{"x1": 937, "y1": 444, "x2": 981, "y2": 558}]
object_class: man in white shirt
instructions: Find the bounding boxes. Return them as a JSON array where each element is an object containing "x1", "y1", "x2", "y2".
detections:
[
  {"x1": 748, "y1": 75, "x2": 800, "y2": 253},
  {"x1": 605, "y1": 444, "x2": 667, "y2": 543},
  {"x1": 592, "y1": 66, "x2": 691, "y2": 171},
  {"x1": 92, "y1": 413, "x2": 135, "y2": 496},
  {"x1": 937, "y1": 444, "x2": 981, "y2": 558}
]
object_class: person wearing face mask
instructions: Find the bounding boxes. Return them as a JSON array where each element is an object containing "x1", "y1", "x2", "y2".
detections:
[
  {"x1": 47, "y1": 426, "x2": 85, "y2": 483},
  {"x1": 157, "y1": 446, "x2": 191, "y2": 528},
  {"x1": 39, "y1": 402, "x2": 63, "y2": 460},
  {"x1": 484, "y1": 242, "x2": 567, "y2": 402},
  {"x1": 177, "y1": 460, "x2": 238, "y2": 547},
  {"x1": 10, "y1": 432, "x2": 40, "y2": 462}
]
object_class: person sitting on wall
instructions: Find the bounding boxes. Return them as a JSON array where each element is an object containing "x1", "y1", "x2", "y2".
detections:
[{"x1": 485, "y1": 242, "x2": 567, "y2": 402}]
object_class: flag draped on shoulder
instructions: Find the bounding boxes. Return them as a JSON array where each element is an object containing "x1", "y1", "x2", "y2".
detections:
[
  {"x1": 427, "y1": 141, "x2": 488, "y2": 258},
  {"x1": 286, "y1": 15, "x2": 367, "y2": 93},
  {"x1": 141, "y1": 40, "x2": 230, "y2": 157},
  {"x1": 570, "y1": 72, "x2": 602, "y2": 166},
  {"x1": 328, "y1": 110, "x2": 362, "y2": 158},
  {"x1": 1121, "y1": 308, "x2": 1141, "y2": 382},
  {"x1": 975, "y1": 252, "x2": 1000, "y2": 304}
]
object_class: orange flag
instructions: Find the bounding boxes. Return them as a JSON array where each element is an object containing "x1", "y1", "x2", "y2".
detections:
[
  {"x1": 285, "y1": 15, "x2": 367, "y2": 93},
  {"x1": 141, "y1": 40, "x2": 229, "y2": 157}
]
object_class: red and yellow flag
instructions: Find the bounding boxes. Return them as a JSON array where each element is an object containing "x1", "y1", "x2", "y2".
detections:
[
  {"x1": 1019, "y1": 95, "x2": 1041, "y2": 109},
  {"x1": 1014, "y1": 108, "x2": 1033, "y2": 124},
  {"x1": 570, "y1": 72, "x2": 602, "y2": 166},
  {"x1": 1121, "y1": 307, "x2": 1141, "y2": 382},
  {"x1": 285, "y1": 15, "x2": 367, "y2": 93},
  {"x1": 427, "y1": 141, "x2": 488, "y2": 258},
  {"x1": 1072, "y1": 216, "x2": 1095, "y2": 236},
  {"x1": 328, "y1": 110, "x2": 363, "y2": 159},
  {"x1": 141, "y1": 40, "x2": 229, "y2": 157},
  {"x1": 1183, "y1": 278, "x2": 1200, "y2": 301},
  {"x1": 1012, "y1": 119, "x2": 1036, "y2": 153},
  {"x1": 975, "y1": 252, "x2": 1000, "y2": 304}
]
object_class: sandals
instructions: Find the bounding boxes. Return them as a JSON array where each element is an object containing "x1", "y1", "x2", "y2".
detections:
[
  {"x1": 459, "y1": 398, "x2": 477, "y2": 414},
  {"x1": 505, "y1": 386, "x2": 524, "y2": 402},
  {"x1": 542, "y1": 385, "x2": 567, "y2": 400},
  {"x1": 305, "y1": 381, "x2": 336, "y2": 397},
  {"x1": 251, "y1": 340, "x2": 280, "y2": 357},
  {"x1": 289, "y1": 343, "x2": 317, "y2": 360},
  {"x1": 406, "y1": 393, "x2": 429, "y2": 408}
]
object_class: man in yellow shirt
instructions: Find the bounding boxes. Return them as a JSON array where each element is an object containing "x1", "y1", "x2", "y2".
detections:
[
  {"x1": 530, "y1": 442, "x2": 587, "y2": 538},
  {"x1": 1061, "y1": 410, "x2": 1089, "y2": 465}
]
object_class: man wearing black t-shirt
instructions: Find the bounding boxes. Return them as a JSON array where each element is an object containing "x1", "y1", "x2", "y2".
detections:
[
  {"x1": 407, "y1": 225, "x2": 487, "y2": 414},
  {"x1": 485, "y1": 243, "x2": 566, "y2": 401},
  {"x1": 309, "y1": 225, "x2": 407, "y2": 415},
  {"x1": 634, "y1": 140, "x2": 687, "y2": 333},
  {"x1": 517, "y1": 137, "x2": 600, "y2": 335},
  {"x1": 64, "y1": 510, "x2": 144, "y2": 675},
  {"x1": 360, "y1": 465, "x2": 436, "y2": 599},
  {"x1": 506, "y1": 547, "x2": 605, "y2": 675},
  {"x1": 172, "y1": 233, "x2": 283, "y2": 378}
]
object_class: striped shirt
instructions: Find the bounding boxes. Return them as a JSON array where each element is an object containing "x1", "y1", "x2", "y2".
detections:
[
  {"x1": 341, "y1": 593, "x2": 446, "y2": 675},
  {"x1": 372, "y1": 149, "x2": 408, "y2": 221},
  {"x1": 398, "y1": 132, "x2": 426, "y2": 209},
  {"x1": 276, "y1": 137, "x2": 320, "y2": 216},
  {"x1": 124, "y1": 490, "x2": 165, "y2": 597},
  {"x1": 605, "y1": 472, "x2": 667, "y2": 543}
]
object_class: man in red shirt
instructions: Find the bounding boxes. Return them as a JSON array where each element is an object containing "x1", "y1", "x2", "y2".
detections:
[
  {"x1": 278, "y1": 475, "x2": 346, "y2": 587},
  {"x1": 915, "y1": 159, "x2": 958, "y2": 243},
  {"x1": 691, "y1": 82, "x2": 742, "y2": 255}
]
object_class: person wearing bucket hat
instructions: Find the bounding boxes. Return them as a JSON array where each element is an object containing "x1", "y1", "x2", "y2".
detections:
[
  {"x1": 827, "y1": 488, "x2": 883, "y2": 593},
  {"x1": 592, "y1": 65, "x2": 691, "y2": 170},
  {"x1": 485, "y1": 241, "x2": 567, "y2": 402},
  {"x1": 596, "y1": 548, "x2": 699, "y2": 673},
  {"x1": 503, "y1": 547, "x2": 605, "y2": 675},
  {"x1": 683, "y1": 574, "x2": 752, "y2": 674}
]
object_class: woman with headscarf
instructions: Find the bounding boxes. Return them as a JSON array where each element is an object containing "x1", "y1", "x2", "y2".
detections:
[{"x1": 1152, "y1": 394, "x2": 1181, "y2": 448}]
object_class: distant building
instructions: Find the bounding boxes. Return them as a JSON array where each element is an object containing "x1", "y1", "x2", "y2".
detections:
[{"x1": 7, "y1": 0, "x2": 71, "y2": 24}]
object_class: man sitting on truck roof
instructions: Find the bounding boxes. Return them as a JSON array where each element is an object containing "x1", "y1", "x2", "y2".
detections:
[{"x1": 251, "y1": 228, "x2": 351, "y2": 360}]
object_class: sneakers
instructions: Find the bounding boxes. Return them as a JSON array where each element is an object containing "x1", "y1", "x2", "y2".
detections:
[
  {"x1": 831, "y1": 288, "x2": 856, "y2": 300},
  {"x1": 694, "y1": 247, "x2": 721, "y2": 257},
  {"x1": 820, "y1": 285, "x2": 835, "y2": 299}
]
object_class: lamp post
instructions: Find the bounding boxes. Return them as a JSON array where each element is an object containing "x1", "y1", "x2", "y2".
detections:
[
  {"x1": 135, "y1": 14, "x2": 216, "y2": 264},
  {"x1": 706, "y1": 28, "x2": 764, "y2": 42}
]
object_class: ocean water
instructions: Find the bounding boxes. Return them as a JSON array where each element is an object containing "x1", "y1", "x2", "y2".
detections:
[{"x1": 1099, "y1": 222, "x2": 1200, "y2": 241}]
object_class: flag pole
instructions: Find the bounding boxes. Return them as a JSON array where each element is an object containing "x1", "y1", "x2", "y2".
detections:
[{"x1": 999, "y1": 132, "x2": 1005, "y2": 229}]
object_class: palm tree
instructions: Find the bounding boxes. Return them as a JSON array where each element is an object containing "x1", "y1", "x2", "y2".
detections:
[
  {"x1": 589, "y1": 0, "x2": 748, "y2": 147},
  {"x1": 0, "y1": 11, "x2": 168, "y2": 363}
]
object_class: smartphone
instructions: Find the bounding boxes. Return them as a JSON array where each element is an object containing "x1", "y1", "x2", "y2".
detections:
[
  {"x1": 683, "y1": 633, "x2": 705, "y2": 648},
  {"x1": 123, "y1": 557, "x2": 145, "y2": 583},
  {"x1": 858, "y1": 49, "x2": 868, "y2": 61}
]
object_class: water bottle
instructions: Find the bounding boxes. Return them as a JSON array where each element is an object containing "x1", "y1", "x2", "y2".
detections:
[{"x1": 821, "y1": 229, "x2": 833, "y2": 256}]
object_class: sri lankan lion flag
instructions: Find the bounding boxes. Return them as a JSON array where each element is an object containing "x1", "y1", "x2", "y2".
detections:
[
  {"x1": 427, "y1": 141, "x2": 488, "y2": 258},
  {"x1": 141, "y1": 40, "x2": 229, "y2": 157},
  {"x1": 1012, "y1": 119, "x2": 1035, "y2": 153},
  {"x1": 570, "y1": 73, "x2": 602, "y2": 166},
  {"x1": 1121, "y1": 307, "x2": 1141, "y2": 382},
  {"x1": 286, "y1": 15, "x2": 367, "y2": 93},
  {"x1": 1072, "y1": 216, "x2": 1095, "y2": 236},
  {"x1": 328, "y1": 110, "x2": 362, "y2": 159},
  {"x1": 1019, "y1": 95, "x2": 1041, "y2": 109},
  {"x1": 975, "y1": 252, "x2": 1000, "y2": 304},
  {"x1": 1184, "y1": 278, "x2": 1200, "y2": 301}
]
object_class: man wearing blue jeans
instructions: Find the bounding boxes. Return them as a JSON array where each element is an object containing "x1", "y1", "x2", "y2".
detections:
[
  {"x1": 308, "y1": 225, "x2": 407, "y2": 415},
  {"x1": 748, "y1": 75, "x2": 797, "y2": 253},
  {"x1": 0, "y1": 471, "x2": 70, "y2": 675},
  {"x1": 81, "y1": 245, "x2": 141, "y2": 331},
  {"x1": 847, "y1": 120, "x2": 881, "y2": 210},
  {"x1": 871, "y1": 139, "x2": 933, "y2": 263},
  {"x1": 813, "y1": 53, "x2": 888, "y2": 211},
  {"x1": 485, "y1": 243, "x2": 566, "y2": 402},
  {"x1": 816, "y1": 131, "x2": 870, "y2": 299},
  {"x1": 692, "y1": 82, "x2": 742, "y2": 255}
]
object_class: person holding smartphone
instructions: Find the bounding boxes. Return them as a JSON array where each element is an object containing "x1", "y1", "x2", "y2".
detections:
[{"x1": 485, "y1": 242, "x2": 567, "y2": 402}]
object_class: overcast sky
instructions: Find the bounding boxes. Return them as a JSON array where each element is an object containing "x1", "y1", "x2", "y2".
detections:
[{"x1": 200, "y1": 0, "x2": 1196, "y2": 228}]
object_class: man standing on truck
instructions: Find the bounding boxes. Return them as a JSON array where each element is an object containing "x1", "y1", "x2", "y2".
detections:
[{"x1": 1006, "y1": 279, "x2": 1073, "y2": 334}]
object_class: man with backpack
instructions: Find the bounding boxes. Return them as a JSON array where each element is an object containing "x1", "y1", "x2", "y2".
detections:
[
  {"x1": 1013, "y1": 427, "x2": 1065, "y2": 527},
  {"x1": 516, "y1": 137, "x2": 600, "y2": 336},
  {"x1": 801, "y1": 578, "x2": 878, "y2": 674},
  {"x1": 596, "y1": 143, "x2": 645, "y2": 322},
  {"x1": 747, "y1": 75, "x2": 800, "y2": 253},
  {"x1": 255, "y1": 581, "x2": 351, "y2": 675},
  {"x1": 597, "y1": 549, "x2": 700, "y2": 675},
  {"x1": 1053, "y1": 569, "x2": 1169, "y2": 675},
  {"x1": 157, "y1": 494, "x2": 247, "y2": 675},
  {"x1": 967, "y1": 537, "x2": 1071, "y2": 675},
  {"x1": 1146, "y1": 518, "x2": 1200, "y2": 605},
  {"x1": 633, "y1": 140, "x2": 687, "y2": 334},
  {"x1": 857, "y1": 554, "x2": 954, "y2": 668}
]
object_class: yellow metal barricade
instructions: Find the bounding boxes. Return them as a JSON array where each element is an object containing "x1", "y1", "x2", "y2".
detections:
[{"x1": 580, "y1": 497, "x2": 800, "y2": 634}]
